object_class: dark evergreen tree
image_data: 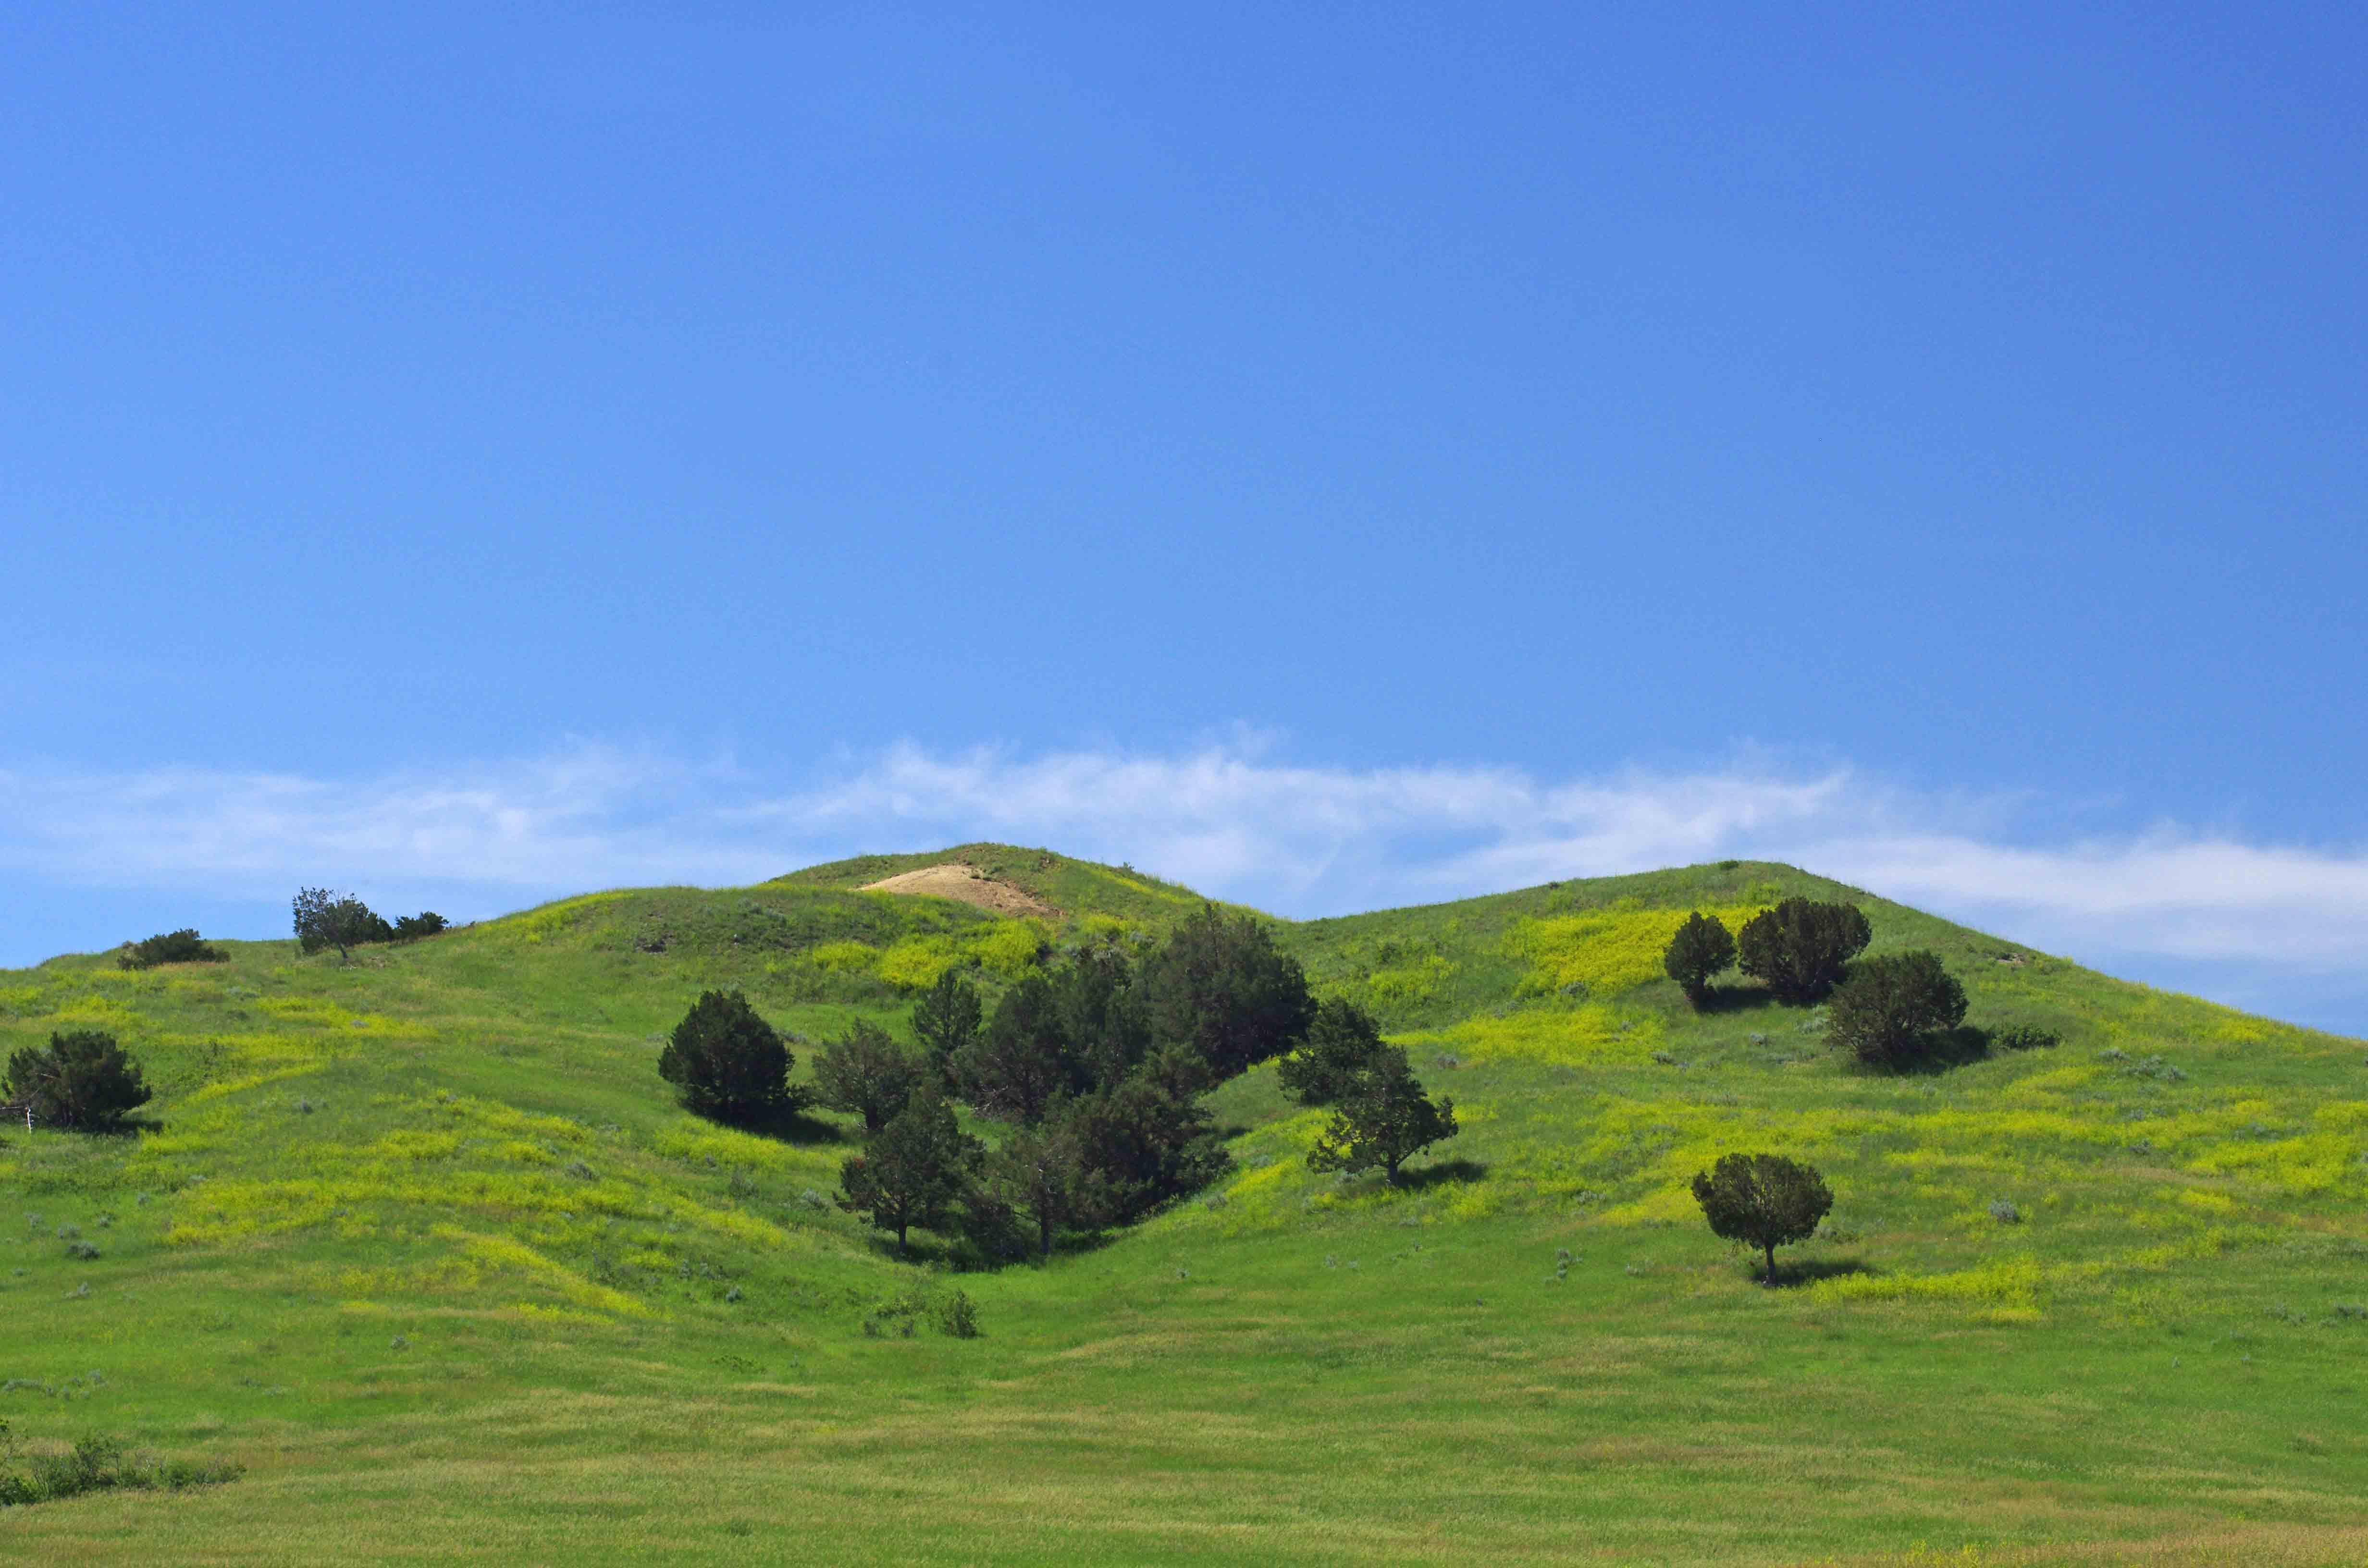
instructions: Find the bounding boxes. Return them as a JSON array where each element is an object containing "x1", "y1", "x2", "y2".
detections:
[
  {"x1": 1661, "y1": 912, "x2": 1736, "y2": 1009},
  {"x1": 657, "y1": 990, "x2": 805, "y2": 1126},
  {"x1": 1051, "y1": 945, "x2": 1153, "y2": 1090},
  {"x1": 911, "y1": 967, "x2": 983, "y2": 1090},
  {"x1": 1277, "y1": 999, "x2": 1390, "y2": 1105},
  {"x1": 838, "y1": 1088, "x2": 982, "y2": 1251},
  {"x1": 955, "y1": 973, "x2": 1085, "y2": 1126},
  {"x1": 1826, "y1": 950, "x2": 1969, "y2": 1068},
  {"x1": 391, "y1": 912, "x2": 449, "y2": 941},
  {"x1": 1306, "y1": 1048, "x2": 1458, "y2": 1183},
  {"x1": 1735, "y1": 898, "x2": 1872, "y2": 1004},
  {"x1": 983, "y1": 1117, "x2": 1112, "y2": 1262},
  {"x1": 1138, "y1": 903, "x2": 1315, "y2": 1078},
  {"x1": 3, "y1": 1031, "x2": 151, "y2": 1132},
  {"x1": 812, "y1": 1018, "x2": 925, "y2": 1133},
  {"x1": 1690, "y1": 1151, "x2": 1833, "y2": 1284},
  {"x1": 1064, "y1": 1069, "x2": 1233, "y2": 1222}
]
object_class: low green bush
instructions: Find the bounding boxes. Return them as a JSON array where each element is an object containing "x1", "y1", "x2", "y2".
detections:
[
  {"x1": 116, "y1": 929, "x2": 225, "y2": 969},
  {"x1": 0, "y1": 1425, "x2": 242, "y2": 1507}
]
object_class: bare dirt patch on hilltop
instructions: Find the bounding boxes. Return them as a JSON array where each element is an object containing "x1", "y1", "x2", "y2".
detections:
[{"x1": 860, "y1": 863, "x2": 1060, "y2": 919}]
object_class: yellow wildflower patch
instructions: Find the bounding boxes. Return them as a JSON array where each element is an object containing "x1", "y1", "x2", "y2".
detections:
[
  {"x1": 1399, "y1": 1004, "x2": 1662, "y2": 1068},
  {"x1": 1505, "y1": 904, "x2": 1766, "y2": 998},
  {"x1": 1811, "y1": 1256, "x2": 2042, "y2": 1313}
]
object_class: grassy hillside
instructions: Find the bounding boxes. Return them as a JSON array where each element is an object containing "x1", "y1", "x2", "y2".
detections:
[{"x1": 3, "y1": 851, "x2": 2366, "y2": 1563}]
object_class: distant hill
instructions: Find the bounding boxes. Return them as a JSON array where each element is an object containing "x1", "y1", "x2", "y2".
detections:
[{"x1": 1, "y1": 846, "x2": 2361, "y2": 1564}]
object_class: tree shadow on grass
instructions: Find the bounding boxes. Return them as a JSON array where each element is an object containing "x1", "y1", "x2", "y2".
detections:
[
  {"x1": 1862, "y1": 1027, "x2": 1994, "y2": 1078},
  {"x1": 1761, "y1": 1256, "x2": 1874, "y2": 1289},
  {"x1": 715, "y1": 1103, "x2": 853, "y2": 1146},
  {"x1": 1691, "y1": 983, "x2": 1782, "y2": 1016},
  {"x1": 1392, "y1": 1157, "x2": 1489, "y2": 1191}
]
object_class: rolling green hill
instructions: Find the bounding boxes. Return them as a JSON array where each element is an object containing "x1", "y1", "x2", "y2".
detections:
[{"x1": 2, "y1": 849, "x2": 2365, "y2": 1564}]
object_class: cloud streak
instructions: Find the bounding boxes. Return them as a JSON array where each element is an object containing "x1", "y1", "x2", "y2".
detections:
[{"x1": 4, "y1": 740, "x2": 2367, "y2": 992}]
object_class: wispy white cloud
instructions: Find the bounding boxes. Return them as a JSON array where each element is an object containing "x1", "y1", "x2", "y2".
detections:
[{"x1": 4, "y1": 741, "x2": 2367, "y2": 992}]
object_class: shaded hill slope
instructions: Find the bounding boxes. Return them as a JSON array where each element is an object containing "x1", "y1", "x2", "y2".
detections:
[{"x1": 1, "y1": 848, "x2": 2364, "y2": 1564}]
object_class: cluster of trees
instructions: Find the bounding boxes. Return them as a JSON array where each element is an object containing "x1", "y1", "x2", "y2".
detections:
[
  {"x1": 657, "y1": 905, "x2": 1466, "y2": 1262},
  {"x1": 116, "y1": 929, "x2": 226, "y2": 970},
  {"x1": 292, "y1": 889, "x2": 448, "y2": 960},
  {"x1": 1662, "y1": 897, "x2": 1971, "y2": 1069},
  {"x1": 847, "y1": 906, "x2": 1310, "y2": 1258},
  {"x1": 2, "y1": 1031, "x2": 151, "y2": 1132},
  {"x1": 1662, "y1": 898, "x2": 1873, "y2": 1008}
]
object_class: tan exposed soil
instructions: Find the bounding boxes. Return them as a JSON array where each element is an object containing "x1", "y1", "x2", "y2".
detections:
[{"x1": 860, "y1": 864, "x2": 1059, "y2": 919}]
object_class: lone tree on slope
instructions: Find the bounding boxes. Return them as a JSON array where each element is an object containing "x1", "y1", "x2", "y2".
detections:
[
  {"x1": 3, "y1": 1030, "x2": 151, "y2": 1132},
  {"x1": 658, "y1": 989, "x2": 806, "y2": 1126},
  {"x1": 1690, "y1": 1151, "x2": 1832, "y2": 1285},
  {"x1": 1661, "y1": 912, "x2": 1737, "y2": 1010},
  {"x1": 1735, "y1": 898, "x2": 1872, "y2": 1004},
  {"x1": 292, "y1": 887, "x2": 393, "y2": 961},
  {"x1": 1306, "y1": 1048, "x2": 1459, "y2": 1184}
]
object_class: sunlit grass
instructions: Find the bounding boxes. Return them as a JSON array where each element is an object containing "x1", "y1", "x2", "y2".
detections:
[{"x1": 2, "y1": 854, "x2": 2366, "y2": 1562}]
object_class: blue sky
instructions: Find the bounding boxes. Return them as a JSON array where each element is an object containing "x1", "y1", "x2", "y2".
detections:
[{"x1": 5, "y1": 5, "x2": 2365, "y2": 1030}]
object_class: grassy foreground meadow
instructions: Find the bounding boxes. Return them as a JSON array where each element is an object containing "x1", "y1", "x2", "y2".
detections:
[{"x1": 4, "y1": 848, "x2": 2367, "y2": 1564}]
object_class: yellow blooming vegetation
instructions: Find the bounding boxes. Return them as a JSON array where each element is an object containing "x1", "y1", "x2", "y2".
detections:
[{"x1": 1505, "y1": 903, "x2": 1768, "y2": 998}]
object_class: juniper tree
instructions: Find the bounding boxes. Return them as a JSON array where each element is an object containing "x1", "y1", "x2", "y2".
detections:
[
  {"x1": 1306, "y1": 1048, "x2": 1458, "y2": 1184},
  {"x1": 955, "y1": 973, "x2": 1085, "y2": 1126},
  {"x1": 1690, "y1": 1151, "x2": 1832, "y2": 1284},
  {"x1": 1138, "y1": 903, "x2": 1316, "y2": 1078},
  {"x1": 812, "y1": 1018, "x2": 925, "y2": 1133},
  {"x1": 658, "y1": 990, "x2": 805, "y2": 1126},
  {"x1": 1735, "y1": 898, "x2": 1871, "y2": 1004},
  {"x1": 1826, "y1": 950, "x2": 1968, "y2": 1068},
  {"x1": 1661, "y1": 912, "x2": 1736, "y2": 1010},
  {"x1": 983, "y1": 1115, "x2": 1112, "y2": 1262},
  {"x1": 839, "y1": 1088, "x2": 981, "y2": 1252},
  {"x1": 911, "y1": 967, "x2": 983, "y2": 1090},
  {"x1": 3, "y1": 1031, "x2": 151, "y2": 1132},
  {"x1": 1277, "y1": 999, "x2": 1390, "y2": 1105}
]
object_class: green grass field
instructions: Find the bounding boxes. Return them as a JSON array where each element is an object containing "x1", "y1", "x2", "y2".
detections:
[{"x1": 3, "y1": 849, "x2": 2365, "y2": 1563}]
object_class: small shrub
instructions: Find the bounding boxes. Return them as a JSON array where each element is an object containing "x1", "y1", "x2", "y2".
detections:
[
  {"x1": 2120, "y1": 1054, "x2": 2187, "y2": 1083},
  {"x1": 934, "y1": 1289, "x2": 980, "y2": 1338},
  {"x1": 1996, "y1": 1025, "x2": 2060, "y2": 1052},
  {"x1": 0, "y1": 1428, "x2": 242, "y2": 1508},
  {"x1": 116, "y1": 930, "x2": 226, "y2": 970},
  {"x1": 63, "y1": 1240, "x2": 100, "y2": 1261},
  {"x1": 1988, "y1": 1200, "x2": 2021, "y2": 1225}
]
